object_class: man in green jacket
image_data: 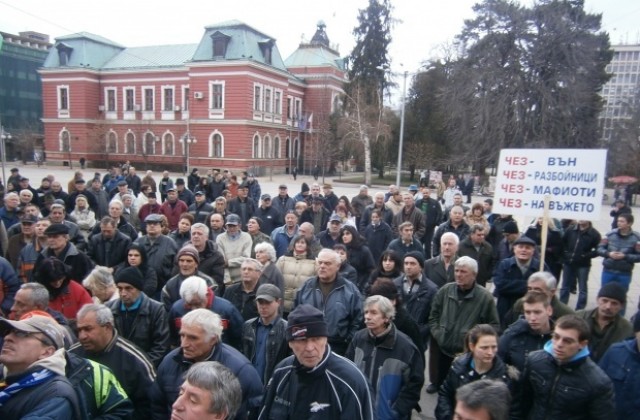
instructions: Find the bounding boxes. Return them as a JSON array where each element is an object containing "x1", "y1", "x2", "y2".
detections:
[{"x1": 426, "y1": 256, "x2": 500, "y2": 393}]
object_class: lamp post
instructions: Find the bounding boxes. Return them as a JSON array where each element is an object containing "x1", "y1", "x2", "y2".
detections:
[
  {"x1": 396, "y1": 70, "x2": 408, "y2": 187},
  {"x1": 180, "y1": 133, "x2": 197, "y2": 175},
  {"x1": 0, "y1": 125, "x2": 11, "y2": 186}
]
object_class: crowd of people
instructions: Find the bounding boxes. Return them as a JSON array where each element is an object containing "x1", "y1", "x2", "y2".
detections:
[{"x1": 0, "y1": 164, "x2": 638, "y2": 420}]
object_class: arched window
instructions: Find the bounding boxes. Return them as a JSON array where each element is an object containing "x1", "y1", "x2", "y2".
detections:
[
  {"x1": 263, "y1": 135, "x2": 272, "y2": 158},
  {"x1": 273, "y1": 136, "x2": 280, "y2": 158},
  {"x1": 144, "y1": 132, "x2": 156, "y2": 155},
  {"x1": 163, "y1": 132, "x2": 174, "y2": 155},
  {"x1": 59, "y1": 129, "x2": 71, "y2": 152},
  {"x1": 125, "y1": 131, "x2": 135, "y2": 154},
  {"x1": 252, "y1": 134, "x2": 261, "y2": 158},
  {"x1": 293, "y1": 137, "x2": 299, "y2": 158},
  {"x1": 285, "y1": 137, "x2": 290, "y2": 158},
  {"x1": 107, "y1": 131, "x2": 117, "y2": 153},
  {"x1": 209, "y1": 131, "x2": 224, "y2": 157}
]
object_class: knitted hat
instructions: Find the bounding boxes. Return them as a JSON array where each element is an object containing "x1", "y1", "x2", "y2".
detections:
[
  {"x1": 301, "y1": 183, "x2": 310, "y2": 193},
  {"x1": 404, "y1": 251, "x2": 425, "y2": 268},
  {"x1": 598, "y1": 282, "x2": 627, "y2": 305},
  {"x1": 502, "y1": 221, "x2": 519, "y2": 234},
  {"x1": 114, "y1": 266, "x2": 145, "y2": 291},
  {"x1": 286, "y1": 304, "x2": 328, "y2": 341},
  {"x1": 177, "y1": 244, "x2": 200, "y2": 264}
]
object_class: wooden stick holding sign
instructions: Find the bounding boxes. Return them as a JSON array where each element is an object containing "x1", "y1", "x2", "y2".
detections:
[{"x1": 539, "y1": 195, "x2": 550, "y2": 272}]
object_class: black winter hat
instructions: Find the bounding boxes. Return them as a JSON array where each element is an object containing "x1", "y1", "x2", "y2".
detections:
[
  {"x1": 286, "y1": 304, "x2": 328, "y2": 341},
  {"x1": 115, "y1": 267, "x2": 145, "y2": 291},
  {"x1": 598, "y1": 282, "x2": 627, "y2": 305},
  {"x1": 301, "y1": 183, "x2": 310, "y2": 193},
  {"x1": 404, "y1": 251, "x2": 425, "y2": 268}
]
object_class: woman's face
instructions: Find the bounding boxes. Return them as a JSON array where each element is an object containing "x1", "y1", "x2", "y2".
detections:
[
  {"x1": 255, "y1": 249, "x2": 269, "y2": 264},
  {"x1": 341, "y1": 230, "x2": 353, "y2": 244},
  {"x1": 128, "y1": 250, "x2": 142, "y2": 266},
  {"x1": 337, "y1": 210, "x2": 347, "y2": 218},
  {"x1": 178, "y1": 218, "x2": 191, "y2": 234},
  {"x1": 382, "y1": 257, "x2": 395, "y2": 272},
  {"x1": 470, "y1": 335, "x2": 498, "y2": 365},
  {"x1": 294, "y1": 239, "x2": 307, "y2": 254},
  {"x1": 50, "y1": 278, "x2": 65, "y2": 289},
  {"x1": 339, "y1": 199, "x2": 347, "y2": 206},
  {"x1": 473, "y1": 207, "x2": 482, "y2": 216},
  {"x1": 336, "y1": 249, "x2": 348, "y2": 262}
]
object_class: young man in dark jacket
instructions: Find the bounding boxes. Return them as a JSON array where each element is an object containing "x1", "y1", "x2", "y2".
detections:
[{"x1": 560, "y1": 220, "x2": 601, "y2": 309}]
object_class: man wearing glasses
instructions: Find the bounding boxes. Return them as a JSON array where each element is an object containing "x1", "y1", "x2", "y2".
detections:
[{"x1": 0, "y1": 312, "x2": 80, "y2": 418}]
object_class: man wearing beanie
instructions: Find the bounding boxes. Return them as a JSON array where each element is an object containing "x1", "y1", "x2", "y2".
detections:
[
  {"x1": 107, "y1": 266, "x2": 170, "y2": 366},
  {"x1": 161, "y1": 244, "x2": 215, "y2": 311},
  {"x1": 599, "y1": 307, "x2": 640, "y2": 419},
  {"x1": 259, "y1": 304, "x2": 374, "y2": 420},
  {"x1": 576, "y1": 282, "x2": 633, "y2": 362}
]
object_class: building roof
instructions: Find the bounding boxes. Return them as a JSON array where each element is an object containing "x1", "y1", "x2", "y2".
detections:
[
  {"x1": 285, "y1": 45, "x2": 345, "y2": 70},
  {"x1": 102, "y1": 44, "x2": 198, "y2": 69},
  {"x1": 43, "y1": 32, "x2": 125, "y2": 69}
]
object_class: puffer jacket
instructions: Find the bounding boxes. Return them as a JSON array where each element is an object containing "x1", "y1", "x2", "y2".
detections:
[
  {"x1": 241, "y1": 316, "x2": 290, "y2": 384},
  {"x1": 346, "y1": 324, "x2": 424, "y2": 420},
  {"x1": 435, "y1": 352, "x2": 510, "y2": 420},
  {"x1": 294, "y1": 275, "x2": 363, "y2": 354},
  {"x1": 428, "y1": 283, "x2": 500, "y2": 357},
  {"x1": 597, "y1": 228, "x2": 640, "y2": 273},
  {"x1": 276, "y1": 255, "x2": 316, "y2": 313},
  {"x1": 562, "y1": 224, "x2": 601, "y2": 267},
  {"x1": 393, "y1": 273, "x2": 438, "y2": 347},
  {"x1": 599, "y1": 338, "x2": 640, "y2": 419},
  {"x1": 517, "y1": 345, "x2": 614, "y2": 420},
  {"x1": 498, "y1": 318, "x2": 553, "y2": 372}
]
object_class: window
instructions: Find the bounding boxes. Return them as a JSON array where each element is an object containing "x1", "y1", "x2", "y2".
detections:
[
  {"x1": 56, "y1": 43, "x2": 72, "y2": 66},
  {"x1": 252, "y1": 134, "x2": 261, "y2": 158},
  {"x1": 274, "y1": 136, "x2": 280, "y2": 158},
  {"x1": 293, "y1": 138, "x2": 299, "y2": 158},
  {"x1": 259, "y1": 39, "x2": 274, "y2": 65},
  {"x1": 287, "y1": 96, "x2": 293, "y2": 119},
  {"x1": 285, "y1": 137, "x2": 290, "y2": 158},
  {"x1": 106, "y1": 88, "x2": 116, "y2": 112},
  {"x1": 210, "y1": 82, "x2": 224, "y2": 109},
  {"x1": 60, "y1": 129, "x2": 71, "y2": 151},
  {"x1": 144, "y1": 132, "x2": 156, "y2": 154},
  {"x1": 125, "y1": 132, "x2": 135, "y2": 154},
  {"x1": 264, "y1": 88, "x2": 272, "y2": 113},
  {"x1": 274, "y1": 90, "x2": 282, "y2": 115},
  {"x1": 162, "y1": 86, "x2": 175, "y2": 111},
  {"x1": 209, "y1": 131, "x2": 223, "y2": 157},
  {"x1": 124, "y1": 88, "x2": 135, "y2": 112},
  {"x1": 143, "y1": 87, "x2": 154, "y2": 111},
  {"x1": 107, "y1": 131, "x2": 117, "y2": 153},
  {"x1": 58, "y1": 86, "x2": 69, "y2": 110},
  {"x1": 163, "y1": 132, "x2": 174, "y2": 155},
  {"x1": 183, "y1": 86, "x2": 190, "y2": 112},
  {"x1": 254, "y1": 84, "x2": 262, "y2": 111},
  {"x1": 210, "y1": 31, "x2": 231, "y2": 58},
  {"x1": 263, "y1": 135, "x2": 272, "y2": 158},
  {"x1": 294, "y1": 98, "x2": 302, "y2": 119}
]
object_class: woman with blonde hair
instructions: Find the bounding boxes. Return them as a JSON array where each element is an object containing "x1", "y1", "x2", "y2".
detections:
[{"x1": 83, "y1": 265, "x2": 119, "y2": 304}]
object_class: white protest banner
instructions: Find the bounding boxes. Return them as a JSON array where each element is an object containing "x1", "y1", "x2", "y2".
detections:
[{"x1": 493, "y1": 149, "x2": 607, "y2": 221}]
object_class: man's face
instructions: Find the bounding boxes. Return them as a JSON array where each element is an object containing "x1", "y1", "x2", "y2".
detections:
[
  {"x1": 210, "y1": 215, "x2": 224, "y2": 230},
  {"x1": 454, "y1": 401, "x2": 492, "y2": 420},
  {"x1": 450, "y1": 207, "x2": 464, "y2": 223},
  {"x1": 171, "y1": 380, "x2": 217, "y2": 420},
  {"x1": 21, "y1": 222, "x2": 35, "y2": 236},
  {"x1": 448, "y1": 179, "x2": 456, "y2": 188},
  {"x1": 311, "y1": 185, "x2": 320, "y2": 196},
  {"x1": 4, "y1": 195, "x2": 19, "y2": 210},
  {"x1": 51, "y1": 182, "x2": 62, "y2": 192},
  {"x1": 329, "y1": 220, "x2": 341, "y2": 233},
  {"x1": 109, "y1": 204, "x2": 123, "y2": 219},
  {"x1": 225, "y1": 223, "x2": 239, "y2": 235},
  {"x1": 180, "y1": 324, "x2": 216, "y2": 362},
  {"x1": 278, "y1": 187, "x2": 288, "y2": 197},
  {"x1": 77, "y1": 311, "x2": 112, "y2": 353},
  {"x1": 289, "y1": 336, "x2": 327, "y2": 368},
  {"x1": 167, "y1": 191, "x2": 178, "y2": 202},
  {"x1": 370, "y1": 213, "x2": 380, "y2": 225},
  {"x1": 261, "y1": 198, "x2": 271, "y2": 208},
  {"x1": 470, "y1": 230, "x2": 486, "y2": 245},
  {"x1": 454, "y1": 265, "x2": 476, "y2": 290},
  {"x1": 240, "y1": 263, "x2": 261, "y2": 285},
  {"x1": 441, "y1": 236, "x2": 458, "y2": 258},
  {"x1": 25, "y1": 205, "x2": 39, "y2": 217},
  {"x1": 0, "y1": 328, "x2": 54, "y2": 373},
  {"x1": 190, "y1": 228, "x2": 206, "y2": 248},
  {"x1": 400, "y1": 226, "x2": 414, "y2": 241},
  {"x1": 146, "y1": 221, "x2": 161, "y2": 237},
  {"x1": 402, "y1": 194, "x2": 414, "y2": 207},
  {"x1": 195, "y1": 194, "x2": 205, "y2": 204},
  {"x1": 523, "y1": 302, "x2": 552, "y2": 333},
  {"x1": 617, "y1": 217, "x2": 631, "y2": 230},
  {"x1": 10, "y1": 289, "x2": 37, "y2": 319},
  {"x1": 50, "y1": 208, "x2": 65, "y2": 223},
  {"x1": 46, "y1": 233, "x2": 68, "y2": 252},
  {"x1": 596, "y1": 296, "x2": 623, "y2": 320},
  {"x1": 256, "y1": 298, "x2": 279, "y2": 321},
  {"x1": 316, "y1": 253, "x2": 339, "y2": 283},
  {"x1": 215, "y1": 201, "x2": 226, "y2": 212},
  {"x1": 298, "y1": 224, "x2": 313, "y2": 240},
  {"x1": 101, "y1": 224, "x2": 116, "y2": 239},
  {"x1": 179, "y1": 256, "x2": 198, "y2": 276},
  {"x1": 374, "y1": 194, "x2": 384, "y2": 206},
  {"x1": 364, "y1": 303, "x2": 388, "y2": 335},
  {"x1": 404, "y1": 257, "x2": 422, "y2": 279},
  {"x1": 552, "y1": 326, "x2": 587, "y2": 364},
  {"x1": 483, "y1": 202, "x2": 492, "y2": 213},
  {"x1": 285, "y1": 214, "x2": 297, "y2": 227},
  {"x1": 453, "y1": 195, "x2": 463, "y2": 205},
  {"x1": 118, "y1": 184, "x2": 127, "y2": 194},
  {"x1": 177, "y1": 184, "x2": 185, "y2": 191},
  {"x1": 19, "y1": 192, "x2": 32, "y2": 203},
  {"x1": 237, "y1": 187, "x2": 248, "y2": 198},
  {"x1": 514, "y1": 244, "x2": 535, "y2": 262},
  {"x1": 116, "y1": 283, "x2": 141, "y2": 307},
  {"x1": 35, "y1": 220, "x2": 51, "y2": 238},
  {"x1": 527, "y1": 280, "x2": 553, "y2": 299}
]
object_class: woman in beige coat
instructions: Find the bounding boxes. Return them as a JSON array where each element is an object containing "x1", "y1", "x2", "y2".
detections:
[{"x1": 276, "y1": 235, "x2": 317, "y2": 316}]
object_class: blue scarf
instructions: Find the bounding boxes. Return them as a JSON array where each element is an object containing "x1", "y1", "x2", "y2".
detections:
[{"x1": 0, "y1": 368, "x2": 55, "y2": 405}]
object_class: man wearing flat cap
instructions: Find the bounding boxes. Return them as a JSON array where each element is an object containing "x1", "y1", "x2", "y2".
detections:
[
  {"x1": 216, "y1": 213, "x2": 252, "y2": 286},
  {"x1": 259, "y1": 304, "x2": 374, "y2": 420},
  {"x1": 493, "y1": 235, "x2": 548, "y2": 324},
  {"x1": 228, "y1": 182, "x2": 256, "y2": 231},
  {"x1": 0, "y1": 312, "x2": 80, "y2": 418}
]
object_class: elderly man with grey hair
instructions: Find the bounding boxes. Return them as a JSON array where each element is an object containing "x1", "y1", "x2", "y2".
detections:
[
  {"x1": 71, "y1": 303, "x2": 156, "y2": 419},
  {"x1": 426, "y1": 256, "x2": 500, "y2": 394},
  {"x1": 187, "y1": 222, "x2": 225, "y2": 293},
  {"x1": 224, "y1": 258, "x2": 263, "y2": 321},
  {"x1": 455, "y1": 379, "x2": 511, "y2": 420},
  {"x1": 171, "y1": 361, "x2": 242, "y2": 420},
  {"x1": 346, "y1": 295, "x2": 425, "y2": 419},
  {"x1": 150, "y1": 308, "x2": 263, "y2": 420},
  {"x1": 168, "y1": 276, "x2": 243, "y2": 349}
]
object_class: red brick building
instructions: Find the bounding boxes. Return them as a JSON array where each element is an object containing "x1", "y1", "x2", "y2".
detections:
[{"x1": 40, "y1": 20, "x2": 346, "y2": 174}]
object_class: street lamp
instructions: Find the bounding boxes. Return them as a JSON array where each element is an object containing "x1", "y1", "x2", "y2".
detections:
[
  {"x1": 396, "y1": 70, "x2": 408, "y2": 187},
  {"x1": 180, "y1": 133, "x2": 197, "y2": 175},
  {"x1": 0, "y1": 126, "x2": 12, "y2": 186}
]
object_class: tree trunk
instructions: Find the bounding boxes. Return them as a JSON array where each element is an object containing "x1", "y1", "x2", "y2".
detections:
[{"x1": 363, "y1": 134, "x2": 372, "y2": 186}]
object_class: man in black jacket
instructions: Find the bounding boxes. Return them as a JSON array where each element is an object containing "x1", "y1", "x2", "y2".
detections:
[
  {"x1": 458, "y1": 224, "x2": 495, "y2": 287},
  {"x1": 188, "y1": 190, "x2": 213, "y2": 224},
  {"x1": 415, "y1": 185, "x2": 443, "y2": 258},
  {"x1": 87, "y1": 216, "x2": 131, "y2": 268},
  {"x1": 560, "y1": 220, "x2": 601, "y2": 310},
  {"x1": 227, "y1": 183, "x2": 256, "y2": 231}
]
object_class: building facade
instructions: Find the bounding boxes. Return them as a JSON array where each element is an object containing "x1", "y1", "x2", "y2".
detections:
[{"x1": 40, "y1": 21, "x2": 346, "y2": 174}]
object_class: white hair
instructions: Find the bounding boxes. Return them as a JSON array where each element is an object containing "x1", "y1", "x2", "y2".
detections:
[
  {"x1": 181, "y1": 308, "x2": 223, "y2": 341},
  {"x1": 180, "y1": 276, "x2": 209, "y2": 302}
]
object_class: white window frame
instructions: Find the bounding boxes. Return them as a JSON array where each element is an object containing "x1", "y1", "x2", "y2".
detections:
[
  {"x1": 162, "y1": 131, "x2": 175, "y2": 155},
  {"x1": 273, "y1": 135, "x2": 281, "y2": 158},
  {"x1": 161, "y1": 85, "x2": 175, "y2": 120},
  {"x1": 209, "y1": 130, "x2": 224, "y2": 158},
  {"x1": 105, "y1": 87, "x2": 117, "y2": 116},
  {"x1": 125, "y1": 130, "x2": 136, "y2": 154},
  {"x1": 142, "y1": 86, "x2": 155, "y2": 120},
  {"x1": 107, "y1": 130, "x2": 118, "y2": 153},
  {"x1": 252, "y1": 133, "x2": 261, "y2": 158},
  {"x1": 57, "y1": 85, "x2": 70, "y2": 118},
  {"x1": 263, "y1": 134, "x2": 272, "y2": 158},
  {"x1": 59, "y1": 128, "x2": 71, "y2": 151},
  {"x1": 143, "y1": 131, "x2": 157, "y2": 155},
  {"x1": 253, "y1": 83, "x2": 263, "y2": 111},
  {"x1": 209, "y1": 81, "x2": 225, "y2": 119},
  {"x1": 123, "y1": 86, "x2": 136, "y2": 120},
  {"x1": 182, "y1": 85, "x2": 190, "y2": 118}
]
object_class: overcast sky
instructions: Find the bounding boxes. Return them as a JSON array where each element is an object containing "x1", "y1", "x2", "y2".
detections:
[{"x1": 1, "y1": 0, "x2": 639, "y2": 94}]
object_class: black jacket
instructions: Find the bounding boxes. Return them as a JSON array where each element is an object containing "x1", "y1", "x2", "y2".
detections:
[
  {"x1": 241, "y1": 316, "x2": 289, "y2": 384},
  {"x1": 562, "y1": 224, "x2": 601, "y2": 267},
  {"x1": 436, "y1": 352, "x2": 509, "y2": 420},
  {"x1": 32, "y1": 242, "x2": 94, "y2": 284},
  {"x1": 254, "y1": 206, "x2": 283, "y2": 235},
  {"x1": 498, "y1": 318, "x2": 552, "y2": 372},
  {"x1": 228, "y1": 197, "x2": 257, "y2": 230},
  {"x1": 345, "y1": 244, "x2": 376, "y2": 292},
  {"x1": 87, "y1": 230, "x2": 132, "y2": 268},
  {"x1": 393, "y1": 273, "x2": 438, "y2": 347},
  {"x1": 359, "y1": 203, "x2": 394, "y2": 231},
  {"x1": 188, "y1": 201, "x2": 214, "y2": 224},
  {"x1": 362, "y1": 221, "x2": 394, "y2": 262},
  {"x1": 457, "y1": 238, "x2": 495, "y2": 286},
  {"x1": 224, "y1": 282, "x2": 259, "y2": 321},
  {"x1": 432, "y1": 220, "x2": 470, "y2": 257},
  {"x1": 415, "y1": 196, "x2": 443, "y2": 230}
]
